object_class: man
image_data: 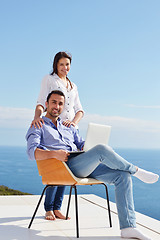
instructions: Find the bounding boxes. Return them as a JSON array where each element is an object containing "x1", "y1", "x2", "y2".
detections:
[{"x1": 26, "y1": 90, "x2": 159, "y2": 240}]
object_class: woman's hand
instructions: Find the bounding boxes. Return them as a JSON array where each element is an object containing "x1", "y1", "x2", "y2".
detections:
[
  {"x1": 62, "y1": 120, "x2": 76, "y2": 127},
  {"x1": 55, "y1": 150, "x2": 70, "y2": 162},
  {"x1": 31, "y1": 117, "x2": 44, "y2": 129}
]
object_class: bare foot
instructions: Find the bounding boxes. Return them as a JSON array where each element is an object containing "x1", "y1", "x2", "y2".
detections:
[
  {"x1": 54, "y1": 210, "x2": 71, "y2": 220},
  {"x1": 45, "y1": 211, "x2": 56, "y2": 220}
]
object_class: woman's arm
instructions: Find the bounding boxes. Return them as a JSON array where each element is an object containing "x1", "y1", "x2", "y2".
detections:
[
  {"x1": 31, "y1": 75, "x2": 51, "y2": 128},
  {"x1": 62, "y1": 110, "x2": 84, "y2": 127},
  {"x1": 31, "y1": 105, "x2": 44, "y2": 129},
  {"x1": 72, "y1": 110, "x2": 84, "y2": 125},
  {"x1": 63, "y1": 84, "x2": 84, "y2": 127}
]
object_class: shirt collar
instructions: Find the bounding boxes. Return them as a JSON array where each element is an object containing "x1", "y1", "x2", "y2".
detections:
[
  {"x1": 53, "y1": 73, "x2": 72, "y2": 91},
  {"x1": 53, "y1": 73, "x2": 60, "y2": 80},
  {"x1": 42, "y1": 116, "x2": 62, "y2": 127}
]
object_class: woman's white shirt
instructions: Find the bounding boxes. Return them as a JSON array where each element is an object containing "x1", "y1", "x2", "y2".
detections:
[{"x1": 37, "y1": 73, "x2": 84, "y2": 121}]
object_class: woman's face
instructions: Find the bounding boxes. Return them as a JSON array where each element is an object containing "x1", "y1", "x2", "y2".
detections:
[{"x1": 57, "y1": 57, "x2": 71, "y2": 78}]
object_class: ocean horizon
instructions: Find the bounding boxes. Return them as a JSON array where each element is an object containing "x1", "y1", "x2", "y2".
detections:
[{"x1": 0, "y1": 145, "x2": 160, "y2": 221}]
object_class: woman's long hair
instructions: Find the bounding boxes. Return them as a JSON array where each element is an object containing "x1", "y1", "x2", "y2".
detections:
[{"x1": 50, "y1": 52, "x2": 73, "y2": 89}]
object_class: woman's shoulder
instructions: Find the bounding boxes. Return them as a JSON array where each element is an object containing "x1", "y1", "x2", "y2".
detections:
[
  {"x1": 70, "y1": 81, "x2": 77, "y2": 90},
  {"x1": 42, "y1": 74, "x2": 55, "y2": 81},
  {"x1": 41, "y1": 74, "x2": 58, "y2": 86}
]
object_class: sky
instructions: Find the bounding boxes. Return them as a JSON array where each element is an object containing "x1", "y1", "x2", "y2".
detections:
[{"x1": 0, "y1": 0, "x2": 160, "y2": 148}]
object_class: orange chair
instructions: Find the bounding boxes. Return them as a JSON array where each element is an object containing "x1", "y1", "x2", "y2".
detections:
[{"x1": 28, "y1": 158, "x2": 112, "y2": 238}]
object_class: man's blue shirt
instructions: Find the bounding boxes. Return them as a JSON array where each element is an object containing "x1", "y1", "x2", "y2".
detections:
[{"x1": 26, "y1": 116, "x2": 85, "y2": 160}]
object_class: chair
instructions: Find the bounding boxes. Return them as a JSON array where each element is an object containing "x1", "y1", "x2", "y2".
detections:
[{"x1": 28, "y1": 158, "x2": 112, "y2": 238}]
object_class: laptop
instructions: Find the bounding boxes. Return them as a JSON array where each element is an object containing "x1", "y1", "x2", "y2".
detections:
[{"x1": 70, "y1": 122, "x2": 111, "y2": 154}]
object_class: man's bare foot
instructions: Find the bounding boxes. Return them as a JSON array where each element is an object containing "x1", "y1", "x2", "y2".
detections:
[
  {"x1": 54, "y1": 210, "x2": 70, "y2": 220},
  {"x1": 45, "y1": 211, "x2": 56, "y2": 220}
]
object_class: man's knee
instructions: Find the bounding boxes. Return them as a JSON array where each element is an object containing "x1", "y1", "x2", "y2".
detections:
[{"x1": 95, "y1": 144, "x2": 113, "y2": 154}]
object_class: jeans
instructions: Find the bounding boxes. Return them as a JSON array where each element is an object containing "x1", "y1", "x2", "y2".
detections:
[
  {"x1": 67, "y1": 144, "x2": 137, "y2": 229},
  {"x1": 44, "y1": 186, "x2": 65, "y2": 212}
]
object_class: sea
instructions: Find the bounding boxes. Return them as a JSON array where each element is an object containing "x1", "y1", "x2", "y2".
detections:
[{"x1": 0, "y1": 146, "x2": 160, "y2": 221}]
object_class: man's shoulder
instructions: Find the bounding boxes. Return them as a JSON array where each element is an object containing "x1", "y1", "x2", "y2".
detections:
[{"x1": 26, "y1": 125, "x2": 43, "y2": 139}]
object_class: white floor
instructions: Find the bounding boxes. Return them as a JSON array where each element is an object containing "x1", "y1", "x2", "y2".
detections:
[{"x1": 0, "y1": 194, "x2": 160, "y2": 240}]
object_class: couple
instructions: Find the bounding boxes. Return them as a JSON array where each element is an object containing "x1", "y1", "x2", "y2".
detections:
[
  {"x1": 31, "y1": 51, "x2": 84, "y2": 220},
  {"x1": 26, "y1": 90, "x2": 159, "y2": 240}
]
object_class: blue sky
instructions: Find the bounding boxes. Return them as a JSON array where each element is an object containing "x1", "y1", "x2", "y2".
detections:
[{"x1": 0, "y1": 0, "x2": 160, "y2": 148}]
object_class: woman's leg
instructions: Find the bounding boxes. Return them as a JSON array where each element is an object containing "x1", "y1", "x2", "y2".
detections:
[
  {"x1": 44, "y1": 186, "x2": 57, "y2": 220},
  {"x1": 53, "y1": 186, "x2": 69, "y2": 219},
  {"x1": 44, "y1": 186, "x2": 66, "y2": 211},
  {"x1": 53, "y1": 186, "x2": 66, "y2": 211},
  {"x1": 44, "y1": 186, "x2": 57, "y2": 212},
  {"x1": 44, "y1": 186, "x2": 67, "y2": 220}
]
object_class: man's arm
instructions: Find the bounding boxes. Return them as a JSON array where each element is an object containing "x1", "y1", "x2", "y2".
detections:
[
  {"x1": 26, "y1": 125, "x2": 70, "y2": 162},
  {"x1": 35, "y1": 148, "x2": 70, "y2": 162},
  {"x1": 73, "y1": 127, "x2": 85, "y2": 150}
]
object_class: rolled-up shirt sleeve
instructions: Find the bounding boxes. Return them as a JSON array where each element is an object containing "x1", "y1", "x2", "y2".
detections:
[
  {"x1": 26, "y1": 127, "x2": 47, "y2": 160},
  {"x1": 73, "y1": 85, "x2": 84, "y2": 115},
  {"x1": 73, "y1": 127, "x2": 85, "y2": 150},
  {"x1": 36, "y1": 75, "x2": 50, "y2": 109}
]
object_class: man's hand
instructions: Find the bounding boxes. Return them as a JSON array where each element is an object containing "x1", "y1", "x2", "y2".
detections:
[
  {"x1": 55, "y1": 150, "x2": 70, "y2": 162},
  {"x1": 35, "y1": 148, "x2": 70, "y2": 161}
]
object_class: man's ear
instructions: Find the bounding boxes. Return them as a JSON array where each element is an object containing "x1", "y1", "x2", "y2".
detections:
[{"x1": 45, "y1": 101, "x2": 48, "y2": 109}]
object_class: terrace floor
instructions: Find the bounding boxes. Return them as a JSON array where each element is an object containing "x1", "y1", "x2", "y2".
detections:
[{"x1": 0, "y1": 194, "x2": 160, "y2": 240}]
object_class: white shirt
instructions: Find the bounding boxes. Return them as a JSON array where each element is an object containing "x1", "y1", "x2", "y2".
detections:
[{"x1": 37, "y1": 73, "x2": 84, "y2": 121}]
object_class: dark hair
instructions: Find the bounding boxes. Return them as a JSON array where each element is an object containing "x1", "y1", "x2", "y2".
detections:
[
  {"x1": 46, "y1": 90, "x2": 65, "y2": 102},
  {"x1": 50, "y1": 51, "x2": 73, "y2": 89}
]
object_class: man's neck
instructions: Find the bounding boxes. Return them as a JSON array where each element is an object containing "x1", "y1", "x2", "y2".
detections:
[{"x1": 45, "y1": 114, "x2": 58, "y2": 127}]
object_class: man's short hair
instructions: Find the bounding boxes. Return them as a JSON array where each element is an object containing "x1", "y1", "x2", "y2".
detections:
[{"x1": 46, "y1": 90, "x2": 65, "y2": 102}]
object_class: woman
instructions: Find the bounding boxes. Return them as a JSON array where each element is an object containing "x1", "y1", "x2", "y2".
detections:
[
  {"x1": 31, "y1": 51, "x2": 84, "y2": 129},
  {"x1": 31, "y1": 52, "x2": 84, "y2": 220}
]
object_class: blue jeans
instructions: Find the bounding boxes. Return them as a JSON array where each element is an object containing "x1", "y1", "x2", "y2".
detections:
[
  {"x1": 44, "y1": 186, "x2": 65, "y2": 212},
  {"x1": 67, "y1": 144, "x2": 137, "y2": 229}
]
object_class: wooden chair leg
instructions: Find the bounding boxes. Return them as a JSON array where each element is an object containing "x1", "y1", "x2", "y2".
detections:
[
  {"x1": 28, "y1": 185, "x2": 50, "y2": 228},
  {"x1": 102, "y1": 183, "x2": 112, "y2": 227},
  {"x1": 74, "y1": 186, "x2": 79, "y2": 238},
  {"x1": 66, "y1": 185, "x2": 73, "y2": 220}
]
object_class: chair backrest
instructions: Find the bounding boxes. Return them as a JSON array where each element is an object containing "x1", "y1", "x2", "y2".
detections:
[{"x1": 36, "y1": 158, "x2": 78, "y2": 185}]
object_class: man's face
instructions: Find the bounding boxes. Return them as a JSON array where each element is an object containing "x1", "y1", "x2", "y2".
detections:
[{"x1": 46, "y1": 94, "x2": 65, "y2": 118}]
